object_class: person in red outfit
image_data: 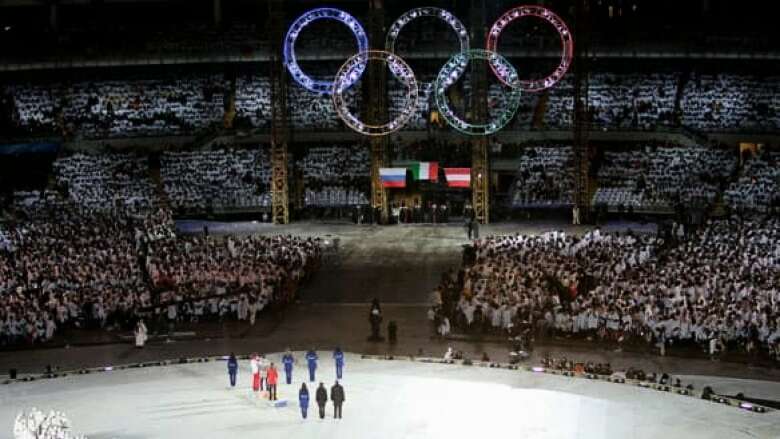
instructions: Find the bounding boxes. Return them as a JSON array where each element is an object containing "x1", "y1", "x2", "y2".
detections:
[
  {"x1": 250, "y1": 354, "x2": 261, "y2": 393},
  {"x1": 266, "y1": 363, "x2": 279, "y2": 401}
]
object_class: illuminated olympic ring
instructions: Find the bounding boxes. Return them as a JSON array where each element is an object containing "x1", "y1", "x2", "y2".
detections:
[
  {"x1": 385, "y1": 7, "x2": 469, "y2": 87},
  {"x1": 283, "y1": 8, "x2": 369, "y2": 94},
  {"x1": 486, "y1": 5, "x2": 573, "y2": 92},
  {"x1": 434, "y1": 49, "x2": 522, "y2": 136},
  {"x1": 332, "y1": 50, "x2": 418, "y2": 136}
]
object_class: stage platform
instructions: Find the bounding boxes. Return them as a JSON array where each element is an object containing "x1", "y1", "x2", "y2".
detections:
[
  {"x1": 2, "y1": 353, "x2": 779, "y2": 439},
  {"x1": 174, "y1": 219, "x2": 658, "y2": 238}
]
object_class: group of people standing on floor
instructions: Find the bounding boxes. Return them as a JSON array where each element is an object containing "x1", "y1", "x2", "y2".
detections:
[{"x1": 226, "y1": 348, "x2": 346, "y2": 420}]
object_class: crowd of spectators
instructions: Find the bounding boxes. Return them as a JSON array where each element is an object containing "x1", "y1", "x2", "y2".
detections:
[
  {"x1": 510, "y1": 144, "x2": 574, "y2": 208},
  {"x1": 0, "y1": 208, "x2": 155, "y2": 345},
  {"x1": 432, "y1": 216, "x2": 780, "y2": 360},
  {"x1": 4, "y1": 70, "x2": 777, "y2": 139},
  {"x1": 6, "y1": 74, "x2": 226, "y2": 139},
  {"x1": 724, "y1": 150, "x2": 780, "y2": 213},
  {"x1": 680, "y1": 73, "x2": 780, "y2": 133},
  {"x1": 545, "y1": 72, "x2": 677, "y2": 130},
  {"x1": 0, "y1": 203, "x2": 321, "y2": 346},
  {"x1": 234, "y1": 71, "x2": 358, "y2": 131},
  {"x1": 53, "y1": 152, "x2": 158, "y2": 213},
  {"x1": 11, "y1": 190, "x2": 77, "y2": 220},
  {"x1": 592, "y1": 143, "x2": 736, "y2": 211},
  {"x1": 296, "y1": 143, "x2": 370, "y2": 207},
  {"x1": 145, "y1": 234, "x2": 321, "y2": 324},
  {"x1": 161, "y1": 147, "x2": 272, "y2": 213}
]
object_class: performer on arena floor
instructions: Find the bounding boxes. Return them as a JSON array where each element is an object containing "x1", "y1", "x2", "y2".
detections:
[
  {"x1": 331, "y1": 380, "x2": 345, "y2": 419},
  {"x1": 282, "y1": 349, "x2": 295, "y2": 384},
  {"x1": 306, "y1": 349, "x2": 318, "y2": 382},
  {"x1": 134, "y1": 320, "x2": 147, "y2": 348},
  {"x1": 267, "y1": 363, "x2": 279, "y2": 400},
  {"x1": 227, "y1": 353, "x2": 238, "y2": 388},
  {"x1": 258, "y1": 354, "x2": 269, "y2": 390},
  {"x1": 298, "y1": 383, "x2": 310, "y2": 419},
  {"x1": 250, "y1": 354, "x2": 261, "y2": 394},
  {"x1": 333, "y1": 347, "x2": 345, "y2": 380},
  {"x1": 316, "y1": 382, "x2": 328, "y2": 419}
]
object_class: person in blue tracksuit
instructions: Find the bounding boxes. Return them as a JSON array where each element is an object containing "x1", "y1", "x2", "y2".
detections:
[
  {"x1": 282, "y1": 349, "x2": 295, "y2": 385},
  {"x1": 305, "y1": 349, "x2": 318, "y2": 382},
  {"x1": 227, "y1": 353, "x2": 238, "y2": 387},
  {"x1": 333, "y1": 347, "x2": 345, "y2": 380},
  {"x1": 298, "y1": 383, "x2": 310, "y2": 419}
]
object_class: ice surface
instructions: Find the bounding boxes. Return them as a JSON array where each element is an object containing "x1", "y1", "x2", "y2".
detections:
[{"x1": 1, "y1": 353, "x2": 778, "y2": 439}]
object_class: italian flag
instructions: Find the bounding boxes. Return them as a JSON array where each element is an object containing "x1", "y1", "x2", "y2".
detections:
[
  {"x1": 444, "y1": 168, "x2": 471, "y2": 188},
  {"x1": 409, "y1": 162, "x2": 438, "y2": 182}
]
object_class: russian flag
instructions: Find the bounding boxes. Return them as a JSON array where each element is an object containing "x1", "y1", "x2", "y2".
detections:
[
  {"x1": 379, "y1": 168, "x2": 407, "y2": 188},
  {"x1": 444, "y1": 168, "x2": 471, "y2": 188}
]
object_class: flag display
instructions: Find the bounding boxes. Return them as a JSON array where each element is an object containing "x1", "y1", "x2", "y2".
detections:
[
  {"x1": 379, "y1": 168, "x2": 407, "y2": 188},
  {"x1": 444, "y1": 168, "x2": 471, "y2": 188},
  {"x1": 409, "y1": 162, "x2": 439, "y2": 182}
]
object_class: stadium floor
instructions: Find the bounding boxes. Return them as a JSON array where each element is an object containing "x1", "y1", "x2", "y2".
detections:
[{"x1": 2, "y1": 354, "x2": 779, "y2": 439}]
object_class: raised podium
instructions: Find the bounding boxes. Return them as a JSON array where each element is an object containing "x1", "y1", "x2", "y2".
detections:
[{"x1": 268, "y1": 399, "x2": 288, "y2": 408}]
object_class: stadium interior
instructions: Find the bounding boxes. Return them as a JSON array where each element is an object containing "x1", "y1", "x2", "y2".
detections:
[{"x1": 0, "y1": 0, "x2": 779, "y2": 438}]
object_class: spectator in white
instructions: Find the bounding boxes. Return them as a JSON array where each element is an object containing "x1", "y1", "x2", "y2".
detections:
[{"x1": 135, "y1": 320, "x2": 148, "y2": 348}]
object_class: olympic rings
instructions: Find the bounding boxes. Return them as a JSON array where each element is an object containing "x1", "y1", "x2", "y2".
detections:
[
  {"x1": 385, "y1": 7, "x2": 470, "y2": 88},
  {"x1": 486, "y1": 5, "x2": 573, "y2": 92},
  {"x1": 332, "y1": 50, "x2": 419, "y2": 137},
  {"x1": 434, "y1": 49, "x2": 522, "y2": 136},
  {"x1": 283, "y1": 8, "x2": 369, "y2": 94},
  {"x1": 283, "y1": 5, "x2": 572, "y2": 135}
]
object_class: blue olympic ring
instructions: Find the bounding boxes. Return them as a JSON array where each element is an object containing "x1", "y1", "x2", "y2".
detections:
[{"x1": 283, "y1": 8, "x2": 369, "y2": 95}]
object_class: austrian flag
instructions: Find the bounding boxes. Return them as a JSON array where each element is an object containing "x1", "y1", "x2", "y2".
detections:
[
  {"x1": 409, "y1": 162, "x2": 438, "y2": 182},
  {"x1": 444, "y1": 168, "x2": 471, "y2": 188}
]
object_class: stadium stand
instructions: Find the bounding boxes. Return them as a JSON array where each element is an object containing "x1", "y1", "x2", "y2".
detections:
[
  {"x1": 3, "y1": 70, "x2": 779, "y2": 137},
  {"x1": 510, "y1": 144, "x2": 575, "y2": 208},
  {"x1": 592, "y1": 143, "x2": 736, "y2": 211},
  {"x1": 52, "y1": 153, "x2": 158, "y2": 213},
  {"x1": 295, "y1": 143, "x2": 370, "y2": 207},
  {"x1": 161, "y1": 147, "x2": 272, "y2": 213},
  {"x1": 6, "y1": 73, "x2": 226, "y2": 139},
  {"x1": 680, "y1": 73, "x2": 780, "y2": 133},
  {"x1": 724, "y1": 151, "x2": 780, "y2": 212}
]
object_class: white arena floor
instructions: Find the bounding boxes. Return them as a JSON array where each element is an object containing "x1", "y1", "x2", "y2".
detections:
[{"x1": 1, "y1": 353, "x2": 779, "y2": 439}]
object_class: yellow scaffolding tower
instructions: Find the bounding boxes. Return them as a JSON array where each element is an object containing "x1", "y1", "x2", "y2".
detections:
[
  {"x1": 268, "y1": 0, "x2": 289, "y2": 224},
  {"x1": 470, "y1": 0, "x2": 489, "y2": 224},
  {"x1": 367, "y1": 0, "x2": 388, "y2": 223}
]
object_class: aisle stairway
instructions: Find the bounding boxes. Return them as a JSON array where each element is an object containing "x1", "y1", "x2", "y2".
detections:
[
  {"x1": 532, "y1": 91, "x2": 550, "y2": 129},
  {"x1": 673, "y1": 70, "x2": 690, "y2": 126},
  {"x1": 709, "y1": 200, "x2": 728, "y2": 218},
  {"x1": 147, "y1": 153, "x2": 170, "y2": 209},
  {"x1": 223, "y1": 72, "x2": 237, "y2": 129},
  {"x1": 299, "y1": 225, "x2": 464, "y2": 304}
]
